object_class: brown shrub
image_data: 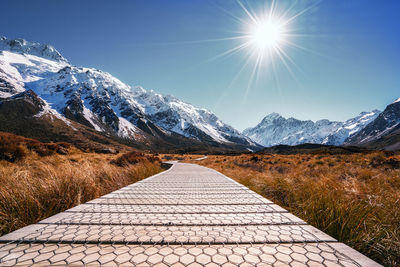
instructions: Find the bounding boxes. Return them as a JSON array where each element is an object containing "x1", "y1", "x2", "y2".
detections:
[
  {"x1": 111, "y1": 151, "x2": 160, "y2": 167},
  {"x1": 233, "y1": 161, "x2": 264, "y2": 172},
  {"x1": 250, "y1": 155, "x2": 260, "y2": 162},
  {"x1": 370, "y1": 153, "x2": 400, "y2": 169},
  {"x1": 0, "y1": 132, "x2": 70, "y2": 161}
]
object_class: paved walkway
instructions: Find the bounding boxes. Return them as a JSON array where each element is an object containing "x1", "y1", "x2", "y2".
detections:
[{"x1": 0, "y1": 163, "x2": 380, "y2": 266}]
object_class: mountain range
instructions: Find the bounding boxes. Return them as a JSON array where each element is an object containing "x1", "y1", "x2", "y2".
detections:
[
  {"x1": 0, "y1": 37, "x2": 258, "y2": 153},
  {"x1": 243, "y1": 110, "x2": 381, "y2": 147},
  {"x1": 243, "y1": 99, "x2": 400, "y2": 150},
  {"x1": 346, "y1": 99, "x2": 400, "y2": 151},
  {"x1": 0, "y1": 36, "x2": 399, "y2": 152}
]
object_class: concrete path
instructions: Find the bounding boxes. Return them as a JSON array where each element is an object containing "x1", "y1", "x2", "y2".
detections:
[{"x1": 0, "y1": 162, "x2": 380, "y2": 266}]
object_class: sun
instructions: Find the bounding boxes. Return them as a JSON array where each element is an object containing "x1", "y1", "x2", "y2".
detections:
[
  {"x1": 196, "y1": 0, "x2": 316, "y2": 94},
  {"x1": 249, "y1": 18, "x2": 286, "y2": 50}
]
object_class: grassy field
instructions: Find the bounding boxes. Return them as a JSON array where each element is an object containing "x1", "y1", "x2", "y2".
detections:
[
  {"x1": 1, "y1": 134, "x2": 399, "y2": 265},
  {"x1": 175, "y1": 152, "x2": 400, "y2": 266},
  {"x1": 0, "y1": 133, "x2": 164, "y2": 236}
]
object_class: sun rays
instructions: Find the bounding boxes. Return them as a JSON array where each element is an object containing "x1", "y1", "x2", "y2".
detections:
[
  {"x1": 140, "y1": 1, "x2": 319, "y2": 101},
  {"x1": 198, "y1": 0, "x2": 320, "y2": 98}
]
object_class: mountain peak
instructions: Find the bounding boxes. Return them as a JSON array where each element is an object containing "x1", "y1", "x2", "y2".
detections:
[
  {"x1": 261, "y1": 112, "x2": 282, "y2": 121},
  {"x1": 392, "y1": 97, "x2": 400, "y2": 104},
  {"x1": 256, "y1": 113, "x2": 285, "y2": 127},
  {"x1": 267, "y1": 112, "x2": 281, "y2": 117},
  {"x1": 0, "y1": 36, "x2": 68, "y2": 63}
]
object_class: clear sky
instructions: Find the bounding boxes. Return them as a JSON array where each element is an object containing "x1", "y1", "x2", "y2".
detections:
[{"x1": 1, "y1": 0, "x2": 399, "y2": 131}]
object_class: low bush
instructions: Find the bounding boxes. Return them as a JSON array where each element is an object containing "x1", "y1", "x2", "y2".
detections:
[
  {"x1": 0, "y1": 132, "x2": 70, "y2": 161},
  {"x1": 110, "y1": 151, "x2": 160, "y2": 167}
]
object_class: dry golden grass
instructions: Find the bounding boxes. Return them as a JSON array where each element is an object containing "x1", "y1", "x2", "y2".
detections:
[
  {"x1": 190, "y1": 152, "x2": 400, "y2": 266},
  {"x1": 159, "y1": 154, "x2": 205, "y2": 161},
  {"x1": 0, "y1": 131, "x2": 71, "y2": 162},
  {"x1": 0, "y1": 148, "x2": 163, "y2": 236}
]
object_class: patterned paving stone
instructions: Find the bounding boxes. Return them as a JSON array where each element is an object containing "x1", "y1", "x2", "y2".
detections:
[
  {"x1": 128, "y1": 187, "x2": 240, "y2": 190},
  {"x1": 108, "y1": 189, "x2": 256, "y2": 195},
  {"x1": 39, "y1": 212, "x2": 304, "y2": 226},
  {"x1": 0, "y1": 224, "x2": 334, "y2": 244},
  {"x1": 113, "y1": 189, "x2": 254, "y2": 194},
  {"x1": 0, "y1": 243, "x2": 376, "y2": 266},
  {"x1": 101, "y1": 192, "x2": 264, "y2": 199},
  {"x1": 88, "y1": 197, "x2": 272, "y2": 205},
  {"x1": 67, "y1": 203, "x2": 287, "y2": 214},
  {"x1": 0, "y1": 162, "x2": 380, "y2": 266}
]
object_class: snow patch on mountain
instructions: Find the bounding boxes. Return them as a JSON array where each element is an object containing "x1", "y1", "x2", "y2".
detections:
[
  {"x1": 0, "y1": 50, "x2": 67, "y2": 97},
  {"x1": 82, "y1": 105, "x2": 103, "y2": 132},
  {"x1": 34, "y1": 101, "x2": 77, "y2": 130},
  {"x1": 118, "y1": 117, "x2": 139, "y2": 138}
]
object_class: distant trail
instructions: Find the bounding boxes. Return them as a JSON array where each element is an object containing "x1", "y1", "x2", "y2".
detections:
[
  {"x1": 194, "y1": 155, "x2": 208, "y2": 161},
  {"x1": 0, "y1": 162, "x2": 380, "y2": 266}
]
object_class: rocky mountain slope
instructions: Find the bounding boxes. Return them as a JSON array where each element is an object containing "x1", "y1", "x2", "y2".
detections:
[
  {"x1": 243, "y1": 111, "x2": 381, "y2": 147},
  {"x1": 346, "y1": 99, "x2": 400, "y2": 150},
  {"x1": 322, "y1": 110, "x2": 381, "y2": 145},
  {"x1": 0, "y1": 90, "x2": 135, "y2": 152},
  {"x1": 0, "y1": 37, "x2": 259, "y2": 152}
]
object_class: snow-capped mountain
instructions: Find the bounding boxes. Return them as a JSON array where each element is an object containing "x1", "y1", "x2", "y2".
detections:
[
  {"x1": 0, "y1": 37, "x2": 257, "y2": 150},
  {"x1": 243, "y1": 113, "x2": 342, "y2": 147},
  {"x1": 0, "y1": 36, "x2": 67, "y2": 63},
  {"x1": 323, "y1": 110, "x2": 381, "y2": 145},
  {"x1": 243, "y1": 110, "x2": 381, "y2": 147},
  {"x1": 131, "y1": 87, "x2": 251, "y2": 145},
  {"x1": 346, "y1": 99, "x2": 400, "y2": 146},
  {"x1": 0, "y1": 89, "x2": 137, "y2": 152}
]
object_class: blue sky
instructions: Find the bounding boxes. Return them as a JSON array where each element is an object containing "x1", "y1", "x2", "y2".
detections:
[{"x1": 1, "y1": 0, "x2": 399, "y2": 131}]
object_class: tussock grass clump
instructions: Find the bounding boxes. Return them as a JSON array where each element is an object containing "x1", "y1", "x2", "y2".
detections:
[
  {"x1": 0, "y1": 149, "x2": 163, "y2": 236},
  {"x1": 195, "y1": 152, "x2": 400, "y2": 266},
  {"x1": 111, "y1": 151, "x2": 160, "y2": 167},
  {"x1": 0, "y1": 131, "x2": 70, "y2": 162}
]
